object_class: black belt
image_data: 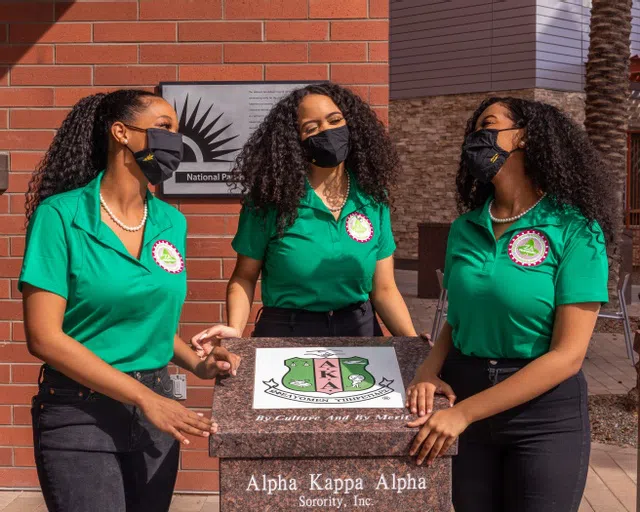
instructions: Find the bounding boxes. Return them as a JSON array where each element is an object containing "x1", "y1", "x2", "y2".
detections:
[
  {"x1": 258, "y1": 300, "x2": 371, "y2": 322},
  {"x1": 38, "y1": 364, "x2": 167, "y2": 390},
  {"x1": 445, "y1": 347, "x2": 536, "y2": 385},
  {"x1": 447, "y1": 346, "x2": 535, "y2": 368}
]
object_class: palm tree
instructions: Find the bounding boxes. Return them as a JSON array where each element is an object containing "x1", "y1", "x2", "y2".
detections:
[
  {"x1": 584, "y1": 0, "x2": 632, "y2": 303},
  {"x1": 585, "y1": 3, "x2": 635, "y2": 499}
]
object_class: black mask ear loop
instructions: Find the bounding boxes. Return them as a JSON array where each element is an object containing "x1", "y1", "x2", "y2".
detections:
[
  {"x1": 504, "y1": 125, "x2": 526, "y2": 154},
  {"x1": 121, "y1": 123, "x2": 146, "y2": 154},
  {"x1": 462, "y1": 125, "x2": 525, "y2": 183},
  {"x1": 495, "y1": 126, "x2": 524, "y2": 150}
]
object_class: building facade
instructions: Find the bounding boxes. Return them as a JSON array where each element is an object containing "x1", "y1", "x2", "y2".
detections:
[
  {"x1": 0, "y1": 0, "x2": 389, "y2": 492},
  {"x1": 390, "y1": 0, "x2": 640, "y2": 261}
]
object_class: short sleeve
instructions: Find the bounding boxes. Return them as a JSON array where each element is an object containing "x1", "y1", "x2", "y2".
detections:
[
  {"x1": 555, "y1": 222, "x2": 609, "y2": 306},
  {"x1": 231, "y1": 205, "x2": 273, "y2": 261},
  {"x1": 18, "y1": 204, "x2": 70, "y2": 299},
  {"x1": 377, "y1": 204, "x2": 396, "y2": 260},
  {"x1": 442, "y1": 220, "x2": 459, "y2": 290}
]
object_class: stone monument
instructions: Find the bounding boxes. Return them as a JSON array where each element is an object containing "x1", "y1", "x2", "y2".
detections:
[{"x1": 210, "y1": 337, "x2": 455, "y2": 511}]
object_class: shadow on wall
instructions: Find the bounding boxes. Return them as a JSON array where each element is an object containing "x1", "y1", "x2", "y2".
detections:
[{"x1": 0, "y1": 1, "x2": 76, "y2": 83}]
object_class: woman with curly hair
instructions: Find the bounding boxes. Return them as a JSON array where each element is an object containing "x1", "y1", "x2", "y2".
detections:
[
  {"x1": 192, "y1": 82, "x2": 416, "y2": 348},
  {"x1": 406, "y1": 97, "x2": 613, "y2": 512},
  {"x1": 19, "y1": 89, "x2": 239, "y2": 512}
]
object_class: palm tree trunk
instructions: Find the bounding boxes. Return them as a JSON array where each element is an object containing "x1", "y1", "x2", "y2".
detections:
[
  {"x1": 584, "y1": 0, "x2": 632, "y2": 303},
  {"x1": 586, "y1": 5, "x2": 636, "y2": 505}
]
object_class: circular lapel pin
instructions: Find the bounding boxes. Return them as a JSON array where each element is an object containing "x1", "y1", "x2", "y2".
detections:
[
  {"x1": 346, "y1": 213, "x2": 374, "y2": 243},
  {"x1": 508, "y1": 230, "x2": 549, "y2": 267},
  {"x1": 152, "y1": 240, "x2": 184, "y2": 274}
]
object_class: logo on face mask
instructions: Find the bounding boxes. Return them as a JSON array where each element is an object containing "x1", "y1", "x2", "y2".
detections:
[
  {"x1": 346, "y1": 213, "x2": 373, "y2": 243},
  {"x1": 508, "y1": 230, "x2": 549, "y2": 267},
  {"x1": 124, "y1": 125, "x2": 184, "y2": 186},
  {"x1": 152, "y1": 240, "x2": 184, "y2": 274}
]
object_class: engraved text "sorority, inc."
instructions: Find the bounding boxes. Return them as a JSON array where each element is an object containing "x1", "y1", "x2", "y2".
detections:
[{"x1": 246, "y1": 473, "x2": 428, "y2": 496}]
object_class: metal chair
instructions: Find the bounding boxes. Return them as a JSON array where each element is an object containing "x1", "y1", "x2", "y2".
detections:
[
  {"x1": 430, "y1": 269, "x2": 448, "y2": 343},
  {"x1": 597, "y1": 273, "x2": 635, "y2": 365}
]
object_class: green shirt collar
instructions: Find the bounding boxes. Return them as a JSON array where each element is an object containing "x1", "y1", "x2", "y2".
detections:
[
  {"x1": 466, "y1": 195, "x2": 564, "y2": 235},
  {"x1": 73, "y1": 171, "x2": 173, "y2": 263}
]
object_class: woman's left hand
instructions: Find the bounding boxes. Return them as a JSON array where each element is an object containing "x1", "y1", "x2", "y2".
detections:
[
  {"x1": 407, "y1": 406, "x2": 469, "y2": 466},
  {"x1": 195, "y1": 346, "x2": 242, "y2": 380}
]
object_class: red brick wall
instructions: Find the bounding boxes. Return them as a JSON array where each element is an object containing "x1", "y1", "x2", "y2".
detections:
[{"x1": 0, "y1": 0, "x2": 389, "y2": 492}]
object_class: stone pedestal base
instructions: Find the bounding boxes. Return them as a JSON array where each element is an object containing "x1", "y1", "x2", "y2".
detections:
[
  {"x1": 220, "y1": 457, "x2": 451, "y2": 512},
  {"x1": 211, "y1": 337, "x2": 455, "y2": 512}
]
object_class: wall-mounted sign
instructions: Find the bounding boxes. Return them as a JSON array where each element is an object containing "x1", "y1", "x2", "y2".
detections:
[{"x1": 159, "y1": 81, "x2": 317, "y2": 197}]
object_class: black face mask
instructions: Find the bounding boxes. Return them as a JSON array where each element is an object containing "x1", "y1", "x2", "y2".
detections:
[
  {"x1": 124, "y1": 125, "x2": 184, "y2": 185},
  {"x1": 461, "y1": 128, "x2": 522, "y2": 183},
  {"x1": 301, "y1": 124, "x2": 350, "y2": 168}
]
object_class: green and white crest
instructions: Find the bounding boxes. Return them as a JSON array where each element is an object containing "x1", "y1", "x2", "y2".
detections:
[
  {"x1": 508, "y1": 230, "x2": 549, "y2": 267},
  {"x1": 283, "y1": 356, "x2": 375, "y2": 395},
  {"x1": 152, "y1": 240, "x2": 184, "y2": 274}
]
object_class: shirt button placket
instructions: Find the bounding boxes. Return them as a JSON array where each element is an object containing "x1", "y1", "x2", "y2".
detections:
[
  {"x1": 332, "y1": 221, "x2": 340, "y2": 249},
  {"x1": 482, "y1": 243, "x2": 497, "y2": 272}
]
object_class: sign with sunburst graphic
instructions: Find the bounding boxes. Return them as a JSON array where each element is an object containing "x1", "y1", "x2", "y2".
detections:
[{"x1": 160, "y1": 81, "x2": 318, "y2": 197}]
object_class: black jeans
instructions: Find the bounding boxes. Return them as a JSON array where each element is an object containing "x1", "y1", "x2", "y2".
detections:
[
  {"x1": 440, "y1": 348, "x2": 590, "y2": 512},
  {"x1": 32, "y1": 365, "x2": 179, "y2": 512},
  {"x1": 253, "y1": 300, "x2": 384, "y2": 337}
]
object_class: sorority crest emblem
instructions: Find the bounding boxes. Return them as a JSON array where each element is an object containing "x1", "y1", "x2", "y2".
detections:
[
  {"x1": 254, "y1": 347, "x2": 405, "y2": 409},
  {"x1": 283, "y1": 356, "x2": 375, "y2": 395},
  {"x1": 152, "y1": 240, "x2": 184, "y2": 274},
  {"x1": 346, "y1": 213, "x2": 373, "y2": 243},
  {"x1": 508, "y1": 230, "x2": 549, "y2": 267}
]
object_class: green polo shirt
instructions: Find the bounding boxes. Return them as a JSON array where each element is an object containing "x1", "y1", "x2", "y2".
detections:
[
  {"x1": 444, "y1": 196, "x2": 609, "y2": 359},
  {"x1": 18, "y1": 171, "x2": 187, "y2": 372},
  {"x1": 232, "y1": 175, "x2": 396, "y2": 312}
]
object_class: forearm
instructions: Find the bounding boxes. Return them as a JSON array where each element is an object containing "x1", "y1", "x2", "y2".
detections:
[
  {"x1": 371, "y1": 286, "x2": 417, "y2": 336},
  {"x1": 226, "y1": 276, "x2": 255, "y2": 335},
  {"x1": 171, "y1": 334, "x2": 202, "y2": 374},
  {"x1": 456, "y1": 348, "x2": 582, "y2": 424},
  {"x1": 29, "y1": 332, "x2": 153, "y2": 407},
  {"x1": 415, "y1": 323, "x2": 453, "y2": 377}
]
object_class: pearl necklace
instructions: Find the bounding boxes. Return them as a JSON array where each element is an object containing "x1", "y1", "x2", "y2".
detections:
[
  {"x1": 326, "y1": 173, "x2": 351, "y2": 212},
  {"x1": 100, "y1": 193, "x2": 148, "y2": 232},
  {"x1": 489, "y1": 194, "x2": 546, "y2": 224}
]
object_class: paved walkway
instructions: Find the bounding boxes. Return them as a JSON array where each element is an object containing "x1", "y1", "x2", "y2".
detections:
[
  {"x1": 0, "y1": 270, "x2": 635, "y2": 511},
  {"x1": 0, "y1": 445, "x2": 636, "y2": 512},
  {"x1": 0, "y1": 492, "x2": 221, "y2": 511},
  {"x1": 582, "y1": 443, "x2": 637, "y2": 512}
]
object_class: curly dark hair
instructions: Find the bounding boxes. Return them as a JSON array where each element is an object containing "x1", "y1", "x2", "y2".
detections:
[
  {"x1": 25, "y1": 89, "x2": 159, "y2": 221},
  {"x1": 231, "y1": 82, "x2": 398, "y2": 234},
  {"x1": 456, "y1": 97, "x2": 617, "y2": 242}
]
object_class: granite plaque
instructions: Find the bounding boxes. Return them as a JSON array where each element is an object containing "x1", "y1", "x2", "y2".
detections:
[{"x1": 211, "y1": 337, "x2": 455, "y2": 512}]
